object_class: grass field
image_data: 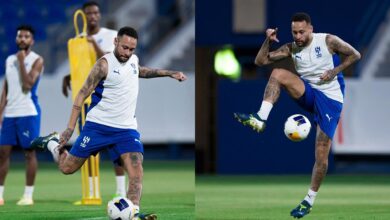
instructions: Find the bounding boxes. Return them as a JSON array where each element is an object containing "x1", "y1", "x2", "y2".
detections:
[
  {"x1": 0, "y1": 160, "x2": 194, "y2": 220},
  {"x1": 196, "y1": 175, "x2": 390, "y2": 220}
]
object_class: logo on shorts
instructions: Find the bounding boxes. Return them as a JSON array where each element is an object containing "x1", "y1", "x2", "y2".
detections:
[
  {"x1": 325, "y1": 114, "x2": 332, "y2": 122},
  {"x1": 80, "y1": 136, "x2": 91, "y2": 148},
  {"x1": 22, "y1": 130, "x2": 30, "y2": 138},
  {"x1": 134, "y1": 138, "x2": 141, "y2": 144}
]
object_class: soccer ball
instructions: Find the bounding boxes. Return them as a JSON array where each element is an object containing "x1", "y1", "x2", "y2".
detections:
[
  {"x1": 284, "y1": 114, "x2": 311, "y2": 142},
  {"x1": 107, "y1": 197, "x2": 136, "y2": 220}
]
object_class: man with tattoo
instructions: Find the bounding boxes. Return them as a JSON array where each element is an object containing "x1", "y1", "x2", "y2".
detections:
[
  {"x1": 234, "y1": 12, "x2": 361, "y2": 218},
  {"x1": 63, "y1": 1, "x2": 127, "y2": 200},
  {"x1": 31, "y1": 26, "x2": 187, "y2": 220},
  {"x1": 0, "y1": 25, "x2": 44, "y2": 206}
]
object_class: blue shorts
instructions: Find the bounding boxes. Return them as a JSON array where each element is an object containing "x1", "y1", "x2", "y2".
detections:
[
  {"x1": 70, "y1": 121, "x2": 144, "y2": 165},
  {"x1": 0, "y1": 115, "x2": 41, "y2": 149},
  {"x1": 296, "y1": 80, "x2": 343, "y2": 139}
]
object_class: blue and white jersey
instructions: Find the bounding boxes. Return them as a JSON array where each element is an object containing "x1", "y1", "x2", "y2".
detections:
[
  {"x1": 291, "y1": 33, "x2": 344, "y2": 103},
  {"x1": 4, "y1": 51, "x2": 42, "y2": 117},
  {"x1": 86, "y1": 52, "x2": 139, "y2": 129},
  {"x1": 92, "y1": 27, "x2": 117, "y2": 53}
]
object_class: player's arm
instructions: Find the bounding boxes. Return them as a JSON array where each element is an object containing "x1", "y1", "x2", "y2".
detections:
[
  {"x1": 0, "y1": 80, "x2": 8, "y2": 121},
  {"x1": 254, "y1": 28, "x2": 291, "y2": 66},
  {"x1": 139, "y1": 66, "x2": 187, "y2": 81},
  {"x1": 59, "y1": 58, "x2": 108, "y2": 147},
  {"x1": 320, "y1": 34, "x2": 361, "y2": 82},
  {"x1": 87, "y1": 36, "x2": 106, "y2": 58},
  {"x1": 17, "y1": 51, "x2": 44, "y2": 92}
]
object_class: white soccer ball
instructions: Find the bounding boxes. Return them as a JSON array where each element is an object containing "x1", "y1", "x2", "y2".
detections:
[
  {"x1": 107, "y1": 197, "x2": 136, "y2": 220},
  {"x1": 284, "y1": 114, "x2": 311, "y2": 142}
]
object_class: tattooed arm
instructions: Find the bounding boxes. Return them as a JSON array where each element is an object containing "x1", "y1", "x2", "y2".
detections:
[
  {"x1": 16, "y1": 51, "x2": 44, "y2": 92},
  {"x1": 320, "y1": 34, "x2": 361, "y2": 82},
  {"x1": 0, "y1": 81, "x2": 7, "y2": 123},
  {"x1": 58, "y1": 58, "x2": 108, "y2": 147},
  {"x1": 254, "y1": 28, "x2": 291, "y2": 66},
  {"x1": 139, "y1": 66, "x2": 187, "y2": 81}
]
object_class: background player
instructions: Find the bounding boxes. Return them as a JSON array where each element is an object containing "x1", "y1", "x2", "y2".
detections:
[
  {"x1": 63, "y1": 1, "x2": 126, "y2": 198},
  {"x1": 32, "y1": 26, "x2": 186, "y2": 220},
  {"x1": 0, "y1": 25, "x2": 44, "y2": 206},
  {"x1": 234, "y1": 12, "x2": 361, "y2": 218}
]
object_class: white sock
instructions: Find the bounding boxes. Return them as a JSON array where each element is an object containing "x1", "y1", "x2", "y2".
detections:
[
  {"x1": 116, "y1": 175, "x2": 126, "y2": 197},
  {"x1": 47, "y1": 140, "x2": 60, "y2": 162},
  {"x1": 0, "y1": 185, "x2": 4, "y2": 199},
  {"x1": 24, "y1": 186, "x2": 34, "y2": 200},
  {"x1": 133, "y1": 204, "x2": 140, "y2": 213},
  {"x1": 304, "y1": 189, "x2": 317, "y2": 206},
  {"x1": 257, "y1": 101, "x2": 273, "y2": 120}
]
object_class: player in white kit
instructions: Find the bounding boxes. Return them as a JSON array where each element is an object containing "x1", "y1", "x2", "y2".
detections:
[
  {"x1": 234, "y1": 13, "x2": 361, "y2": 218},
  {"x1": 62, "y1": 1, "x2": 127, "y2": 199},
  {"x1": 32, "y1": 27, "x2": 186, "y2": 220},
  {"x1": 0, "y1": 25, "x2": 44, "y2": 206}
]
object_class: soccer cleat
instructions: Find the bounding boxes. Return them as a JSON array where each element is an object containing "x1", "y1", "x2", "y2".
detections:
[
  {"x1": 30, "y1": 132, "x2": 60, "y2": 151},
  {"x1": 16, "y1": 197, "x2": 34, "y2": 206},
  {"x1": 0, "y1": 198, "x2": 4, "y2": 206},
  {"x1": 290, "y1": 200, "x2": 312, "y2": 218},
  {"x1": 133, "y1": 213, "x2": 157, "y2": 220},
  {"x1": 234, "y1": 112, "x2": 266, "y2": 132}
]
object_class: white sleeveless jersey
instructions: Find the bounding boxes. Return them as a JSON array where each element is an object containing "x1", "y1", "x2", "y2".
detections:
[
  {"x1": 86, "y1": 52, "x2": 139, "y2": 129},
  {"x1": 4, "y1": 51, "x2": 42, "y2": 117},
  {"x1": 92, "y1": 27, "x2": 117, "y2": 53},
  {"x1": 291, "y1": 33, "x2": 344, "y2": 103}
]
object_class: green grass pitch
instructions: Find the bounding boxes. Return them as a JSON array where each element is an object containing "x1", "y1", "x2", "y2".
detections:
[
  {"x1": 196, "y1": 175, "x2": 390, "y2": 220},
  {"x1": 0, "y1": 160, "x2": 194, "y2": 219}
]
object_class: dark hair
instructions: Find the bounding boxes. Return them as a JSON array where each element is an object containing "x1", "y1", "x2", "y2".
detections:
[
  {"x1": 82, "y1": 1, "x2": 99, "y2": 10},
  {"x1": 117, "y1": 26, "x2": 138, "y2": 39},
  {"x1": 17, "y1": 25, "x2": 35, "y2": 36},
  {"x1": 291, "y1": 12, "x2": 311, "y2": 24}
]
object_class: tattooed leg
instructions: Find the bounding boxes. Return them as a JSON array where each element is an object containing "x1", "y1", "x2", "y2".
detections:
[
  {"x1": 264, "y1": 68, "x2": 305, "y2": 103},
  {"x1": 264, "y1": 75, "x2": 281, "y2": 103},
  {"x1": 121, "y1": 152, "x2": 143, "y2": 205},
  {"x1": 310, "y1": 126, "x2": 332, "y2": 191},
  {"x1": 58, "y1": 153, "x2": 87, "y2": 175}
]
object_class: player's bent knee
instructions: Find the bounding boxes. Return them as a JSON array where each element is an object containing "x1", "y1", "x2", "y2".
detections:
[
  {"x1": 270, "y1": 68, "x2": 291, "y2": 85},
  {"x1": 60, "y1": 164, "x2": 78, "y2": 175}
]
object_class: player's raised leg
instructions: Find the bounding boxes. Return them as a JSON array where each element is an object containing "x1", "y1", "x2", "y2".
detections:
[
  {"x1": 290, "y1": 126, "x2": 331, "y2": 218},
  {"x1": 0, "y1": 146, "x2": 12, "y2": 205},
  {"x1": 234, "y1": 68, "x2": 305, "y2": 132},
  {"x1": 31, "y1": 132, "x2": 87, "y2": 174}
]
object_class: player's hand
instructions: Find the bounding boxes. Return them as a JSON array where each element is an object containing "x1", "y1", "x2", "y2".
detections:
[
  {"x1": 320, "y1": 69, "x2": 337, "y2": 83},
  {"x1": 62, "y1": 74, "x2": 71, "y2": 97},
  {"x1": 266, "y1": 28, "x2": 279, "y2": 43},
  {"x1": 16, "y1": 50, "x2": 26, "y2": 61},
  {"x1": 170, "y1": 71, "x2": 187, "y2": 82},
  {"x1": 58, "y1": 128, "x2": 74, "y2": 151}
]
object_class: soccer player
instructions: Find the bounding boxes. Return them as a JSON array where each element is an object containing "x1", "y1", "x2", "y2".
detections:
[
  {"x1": 0, "y1": 25, "x2": 44, "y2": 206},
  {"x1": 63, "y1": 1, "x2": 126, "y2": 198},
  {"x1": 32, "y1": 26, "x2": 186, "y2": 220},
  {"x1": 234, "y1": 12, "x2": 361, "y2": 218}
]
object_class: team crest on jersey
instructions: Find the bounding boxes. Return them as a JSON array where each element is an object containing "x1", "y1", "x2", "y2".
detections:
[{"x1": 315, "y1": 46, "x2": 322, "y2": 58}]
